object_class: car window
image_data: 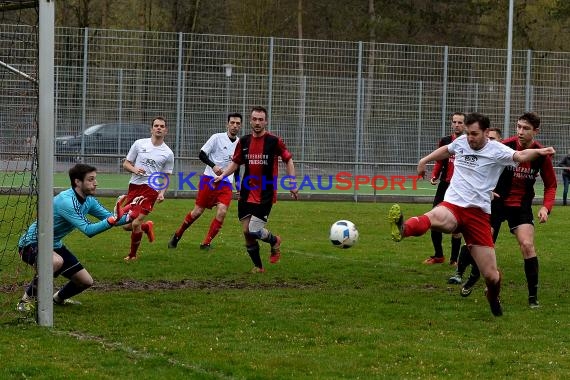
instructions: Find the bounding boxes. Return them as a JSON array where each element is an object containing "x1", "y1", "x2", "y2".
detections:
[
  {"x1": 101, "y1": 124, "x2": 120, "y2": 137},
  {"x1": 125, "y1": 124, "x2": 149, "y2": 139},
  {"x1": 83, "y1": 124, "x2": 104, "y2": 136}
]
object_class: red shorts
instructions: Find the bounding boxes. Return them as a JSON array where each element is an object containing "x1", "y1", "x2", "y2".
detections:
[
  {"x1": 195, "y1": 175, "x2": 233, "y2": 209},
  {"x1": 439, "y1": 201, "x2": 494, "y2": 247},
  {"x1": 126, "y1": 183, "x2": 159, "y2": 215}
]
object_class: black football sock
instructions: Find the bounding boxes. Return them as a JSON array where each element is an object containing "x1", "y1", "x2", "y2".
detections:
[
  {"x1": 260, "y1": 231, "x2": 277, "y2": 246},
  {"x1": 524, "y1": 256, "x2": 539, "y2": 298},
  {"x1": 431, "y1": 231, "x2": 444, "y2": 258},
  {"x1": 56, "y1": 281, "x2": 89, "y2": 301},
  {"x1": 469, "y1": 264, "x2": 481, "y2": 282},
  {"x1": 24, "y1": 276, "x2": 38, "y2": 299},
  {"x1": 456, "y1": 245, "x2": 470, "y2": 277},
  {"x1": 450, "y1": 237, "x2": 462, "y2": 263},
  {"x1": 246, "y1": 242, "x2": 262, "y2": 268}
]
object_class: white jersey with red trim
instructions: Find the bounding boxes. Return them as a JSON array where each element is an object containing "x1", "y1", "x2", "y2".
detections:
[
  {"x1": 126, "y1": 138, "x2": 174, "y2": 185},
  {"x1": 201, "y1": 132, "x2": 239, "y2": 183},
  {"x1": 444, "y1": 135, "x2": 517, "y2": 214}
]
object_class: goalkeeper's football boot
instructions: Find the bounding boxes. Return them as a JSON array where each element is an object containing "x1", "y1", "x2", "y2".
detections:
[
  {"x1": 53, "y1": 297, "x2": 82, "y2": 306},
  {"x1": 269, "y1": 235, "x2": 282, "y2": 264},
  {"x1": 388, "y1": 204, "x2": 404, "y2": 242},
  {"x1": 16, "y1": 298, "x2": 35, "y2": 313},
  {"x1": 168, "y1": 234, "x2": 180, "y2": 249}
]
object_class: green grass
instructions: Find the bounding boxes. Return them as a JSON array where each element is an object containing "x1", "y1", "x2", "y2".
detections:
[{"x1": 1, "y1": 200, "x2": 570, "y2": 379}]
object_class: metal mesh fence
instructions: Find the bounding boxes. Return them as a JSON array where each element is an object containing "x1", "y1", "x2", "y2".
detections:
[{"x1": 2, "y1": 25, "x2": 570, "y2": 193}]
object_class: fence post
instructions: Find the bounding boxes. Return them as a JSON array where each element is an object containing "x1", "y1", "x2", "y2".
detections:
[
  {"x1": 242, "y1": 72, "x2": 247, "y2": 122},
  {"x1": 354, "y1": 41, "x2": 363, "y2": 202},
  {"x1": 440, "y1": 45, "x2": 448, "y2": 136},
  {"x1": 268, "y1": 37, "x2": 274, "y2": 122},
  {"x1": 117, "y1": 68, "x2": 123, "y2": 173},
  {"x1": 474, "y1": 82, "x2": 479, "y2": 110},
  {"x1": 504, "y1": 0, "x2": 514, "y2": 132},
  {"x1": 417, "y1": 81, "x2": 423, "y2": 163},
  {"x1": 525, "y1": 49, "x2": 532, "y2": 112},
  {"x1": 300, "y1": 75, "x2": 307, "y2": 178},
  {"x1": 174, "y1": 32, "x2": 184, "y2": 197},
  {"x1": 80, "y1": 27, "x2": 89, "y2": 161},
  {"x1": 54, "y1": 65, "x2": 58, "y2": 134}
]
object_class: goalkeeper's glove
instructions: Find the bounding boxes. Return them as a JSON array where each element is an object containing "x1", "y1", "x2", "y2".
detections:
[{"x1": 107, "y1": 195, "x2": 145, "y2": 225}]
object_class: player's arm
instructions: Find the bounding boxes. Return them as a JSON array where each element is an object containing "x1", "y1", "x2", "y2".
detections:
[
  {"x1": 88, "y1": 198, "x2": 114, "y2": 221},
  {"x1": 418, "y1": 145, "x2": 451, "y2": 179},
  {"x1": 283, "y1": 157, "x2": 298, "y2": 199},
  {"x1": 59, "y1": 201, "x2": 113, "y2": 238},
  {"x1": 156, "y1": 153, "x2": 175, "y2": 202},
  {"x1": 213, "y1": 161, "x2": 239, "y2": 183},
  {"x1": 430, "y1": 138, "x2": 446, "y2": 184},
  {"x1": 277, "y1": 139, "x2": 298, "y2": 199},
  {"x1": 157, "y1": 173, "x2": 170, "y2": 202},
  {"x1": 431, "y1": 160, "x2": 443, "y2": 185},
  {"x1": 123, "y1": 159, "x2": 146, "y2": 176},
  {"x1": 214, "y1": 139, "x2": 244, "y2": 184},
  {"x1": 539, "y1": 155, "x2": 558, "y2": 222},
  {"x1": 198, "y1": 150, "x2": 216, "y2": 168},
  {"x1": 199, "y1": 150, "x2": 222, "y2": 175},
  {"x1": 513, "y1": 147, "x2": 556, "y2": 163}
]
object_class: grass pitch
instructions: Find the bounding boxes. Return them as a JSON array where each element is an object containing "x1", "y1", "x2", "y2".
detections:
[{"x1": 1, "y1": 199, "x2": 569, "y2": 379}]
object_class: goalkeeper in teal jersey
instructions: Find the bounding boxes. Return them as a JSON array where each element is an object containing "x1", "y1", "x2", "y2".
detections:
[{"x1": 16, "y1": 164, "x2": 143, "y2": 311}]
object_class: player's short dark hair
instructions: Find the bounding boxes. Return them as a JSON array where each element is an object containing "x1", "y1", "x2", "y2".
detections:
[
  {"x1": 465, "y1": 112, "x2": 490, "y2": 130},
  {"x1": 151, "y1": 116, "x2": 166, "y2": 127},
  {"x1": 250, "y1": 106, "x2": 268, "y2": 118},
  {"x1": 518, "y1": 112, "x2": 540, "y2": 130},
  {"x1": 69, "y1": 164, "x2": 97, "y2": 187},
  {"x1": 451, "y1": 112, "x2": 466, "y2": 120},
  {"x1": 489, "y1": 127, "x2": 502, "y2": 138},
  {"x1": 227, "y1": 112, "x2": 242, "y2": 123}
]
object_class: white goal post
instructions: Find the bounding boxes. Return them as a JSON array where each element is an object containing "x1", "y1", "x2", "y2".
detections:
[{"x1": 37, "y1": 0, "x2": 55, "y2": 327}]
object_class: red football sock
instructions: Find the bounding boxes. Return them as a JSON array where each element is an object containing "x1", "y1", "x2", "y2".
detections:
[
  {"x1": 203, "y1": 218, "x2": 223, "y2": 245},
  {"x1": 129, "y1": 231, "x2": 143, "y2": 257},
  {"x1": 175, "y1": 213, "x2": 197, "y2": 237},
  {"x1": 403, "y1": 215, "x2": 432, "y2": 237}
]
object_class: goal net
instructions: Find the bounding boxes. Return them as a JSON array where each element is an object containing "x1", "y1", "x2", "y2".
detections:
[{"x1": 0, "y1": 1, "x2": 40, "y2": 322}]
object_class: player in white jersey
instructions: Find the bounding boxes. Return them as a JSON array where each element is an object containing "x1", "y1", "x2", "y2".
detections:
[
  {"x1": 168, "y1": 113, "x2": 242, "y2": 250},
  {"x1": 122, "y1": 116, "x2": 175, "y2": 261},
  {"x1": 388, "y1": 112, "x2": 555, "y2": 316}
]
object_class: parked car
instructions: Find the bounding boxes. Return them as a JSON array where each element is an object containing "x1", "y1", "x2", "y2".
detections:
[{"x1": 56, "y1": 123, "x2": 150, "y2": 159}]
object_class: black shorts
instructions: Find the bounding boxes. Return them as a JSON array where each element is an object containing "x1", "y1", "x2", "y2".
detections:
[
  {"x1": 237, "y1": 201, "x2": 273, "y2": 222},
  {"x1": 491, "y1": 203, "x2": 534, "y2": 236},
  {"x1": 19, "y1": 243, "x2": 84, "y2": 279}
]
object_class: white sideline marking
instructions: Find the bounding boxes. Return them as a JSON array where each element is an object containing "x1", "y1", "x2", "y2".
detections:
[{"x1": 53, "y1": 330, "x2": 239, "y2": 380}]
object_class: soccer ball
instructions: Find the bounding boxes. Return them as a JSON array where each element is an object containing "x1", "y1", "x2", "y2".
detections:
[{"x1": 329, "y1": 220, "x2": 359, "y2": 248}]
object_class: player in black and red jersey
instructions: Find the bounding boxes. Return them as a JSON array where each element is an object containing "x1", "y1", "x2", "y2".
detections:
[
  {"x1": 459, "y1": 112, "x2": 557, "y2": 309},
  {"x1": 426, "y1": 112, "x2": 465, "y2": 265},
  {"x1": 213, "y1": 106, "x2": 299, "y2": 273}
]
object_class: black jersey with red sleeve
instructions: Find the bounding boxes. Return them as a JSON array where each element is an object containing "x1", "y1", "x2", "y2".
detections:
[
  {"x1": 232, "y1": 132, "x2": 293, "y2": 205},
  {"x1": 493, "y1": 137, "x2": 557, "y2": 211},
  {"x1": 431, "y1": 135, "x2": 457, "y2": 183}
]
